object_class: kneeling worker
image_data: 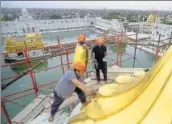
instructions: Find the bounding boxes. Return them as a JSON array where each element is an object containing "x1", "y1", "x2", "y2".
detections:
[{"x1": 48, "y1": 61, "x2": 97, "y2": 122}]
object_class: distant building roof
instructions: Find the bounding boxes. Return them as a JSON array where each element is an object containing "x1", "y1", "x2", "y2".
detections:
[{"x1": 126, "y1": 32, "x2": 150, "y2": 40}]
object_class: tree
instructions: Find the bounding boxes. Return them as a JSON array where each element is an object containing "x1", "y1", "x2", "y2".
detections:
[
  {"x1": 126, "y1": 14, "x2": 132, "y2": 22},
  {"x1": 164, "y1": 21, "x2": 172, "y2": 25},
  {"x1": 1, "y1": 15, "x2": 9, "y2": 21},
  {"x1": 1, "y1": 17, "x2": 7, "y2": 21},
  {"x1": 107, "y1": 12, "x2": 121, "y2": 20},
  {"x1": 1, "y1": 14, "x2": 14, "y2": 21},
  {"x1": 50, "y1": 14, "x2": 62, "y2": 19}
]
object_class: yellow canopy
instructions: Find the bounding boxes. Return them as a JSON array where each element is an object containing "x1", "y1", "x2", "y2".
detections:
[{"x1": 69, "y1": 45, "x2": 172, "y2": 124}]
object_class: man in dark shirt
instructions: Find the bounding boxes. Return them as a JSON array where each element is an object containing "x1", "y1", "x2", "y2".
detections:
[{"x1": 91, "y1": 38, "x2": 107, "y2": 82}]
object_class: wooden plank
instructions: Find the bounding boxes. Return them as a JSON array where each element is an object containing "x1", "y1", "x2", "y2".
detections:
[
  {"x1": 90, "y1": 78, "x2": 114, "y2": 83},
  {"x1": 86, "y1": 80, "x2": 98, "y2": 87},
  {"x1": 91, "y1": 73, "x2": 118, "y2": 80},
  {"x1": 12, "y1": 95, "x2": 45, "y2": 123},
  {"x1": 38, "y1": 94, "x2": 47, "y2": 99},
  {"x1": 42, "y1": 97, "x2": 52, "y2": 109},
  {"x1": 92, "y1": 68, "x2": 145, "y2": 73},
  {"x1": 113, "y1": 68, "x2": 146, "y2": 73},
  {"x1": 23, "y1": 96, "x2": 51, "y2": 123},
  {"x1": 84, "y1": 78, "x2": 91, "y2": 83},
  {"x1": 22, "y1": 104, "x2": 44, "y2": 123}
]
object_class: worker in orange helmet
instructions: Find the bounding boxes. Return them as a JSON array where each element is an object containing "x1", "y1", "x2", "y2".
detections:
[
  {"x1": 48, "y1": 61, "x2": 97, "y2": 122},
  {"x1": 72, "y1": 34, "x2": 88, "y2": 70},
  {"x1": 91, "y1": 38, "x2": 108, "y2": 82}
]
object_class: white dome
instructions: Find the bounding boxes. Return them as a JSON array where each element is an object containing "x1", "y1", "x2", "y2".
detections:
[
  {"x1": 19, "y1": 9, "x2": 34, "y2": 21},
  {"x1": 22, "y1": 8, "x2": 28, "y2": 15},
  {"x1": 19, "y1": 16, "x2": 23, "y2": 21},
  {"x1": 28, "y1": 16, "x2": 33, "y2": 20},
  {"x1": 15, "y1": 18, "x2": 19, "y2": 22}
]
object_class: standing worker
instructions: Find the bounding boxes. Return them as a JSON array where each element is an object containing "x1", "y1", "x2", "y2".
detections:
[
  {"x1": 91, "y1": 38, "x2": 108, "y2": 82},
  {"x1": 72, "y1": 34, "x2": 88, "y2": 70},
  {"x1": 48, "y1": 61, "x2": 97, "y2": 122}
]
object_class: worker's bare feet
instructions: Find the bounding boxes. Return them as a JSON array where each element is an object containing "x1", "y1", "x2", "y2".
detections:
[{"x1": 48, "y1": 114, "x2": 54, "y2": 122}]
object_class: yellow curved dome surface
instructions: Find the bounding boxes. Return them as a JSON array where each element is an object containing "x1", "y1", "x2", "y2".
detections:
[{"x1": 69, "y1": 46, "x2": 172, "y2": 124}]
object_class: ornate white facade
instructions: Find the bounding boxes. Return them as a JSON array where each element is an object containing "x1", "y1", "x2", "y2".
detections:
[
  {"x1": 2, "y1": 8, "x2": 171, "y2": 42},
  {"x1": 151, "y1": 24, "x2": 172, "y2": 41},
  {"x1": 95, "y1": 17, "x2": 123, "y2": 31},
  {"x1": 128, "y1": 21, "x2": 172, "y2": 42},
  {"x1": 1, "y1": 18, "x2": 96, "y2": 37},
  {"x1": 1, "y1": 9, "x2": 124, "y2": 37},
  {"x1": 19, "y1": 8, "x2": 34, "y2": 21}
]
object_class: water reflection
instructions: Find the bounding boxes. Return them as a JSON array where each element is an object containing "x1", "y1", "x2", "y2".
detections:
[
  {"x1": 10, "y1": 60, "x2": 48, "y2": 75},
  {"x1": 109, "y1": 44, "x2": 126, "y2": 54},
  {"x1": 42, "y1": 30, "x2": 102, "y2": 43},
  {"x1": 146, "y1": 51, "x2": 155, "y2": 62}
]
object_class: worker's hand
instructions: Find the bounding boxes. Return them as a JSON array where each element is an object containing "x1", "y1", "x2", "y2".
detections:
[
  {"x1": 92, "y1": 88, "x2": 98, "y2": 95},
  {"x1": 86, "y1": 89, "x2": 93, "y2": 96},
  {"x1": 86, "y1": 88, "x2": 98, "y2": 96}
]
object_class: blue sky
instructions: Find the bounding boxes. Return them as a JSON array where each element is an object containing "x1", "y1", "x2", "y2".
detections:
[{"x1": 2, "y1": 1, "x2": 172, "y2": 11}]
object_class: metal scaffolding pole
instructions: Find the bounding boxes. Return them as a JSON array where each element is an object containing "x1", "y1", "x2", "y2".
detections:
[
  {"x1": 132, "y1": 31, "x2": 138, "y2": 68},
  {"x1": 57, "y1": 36, "x2": 65, "y2": 74},
  {"x1": 169, "y1": 32, "x2": 172, "y2": 44},
  {"x1": 1, "y1": 102, "x2": 12, "y2": 124},
  {"x1": 155, "y1": 34, "x2": 161, "y2": 63}
]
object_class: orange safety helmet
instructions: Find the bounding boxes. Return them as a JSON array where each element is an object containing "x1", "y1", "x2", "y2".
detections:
[
  {"x1": 73, "y1": 61, "x2": 86, "y2": 72},
  {"x1": 96, "y1": 38, "x2": 104, "y2": 44},
  {"x1": 77, "y1": 34, "x2": 86, "y2": 42}
]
